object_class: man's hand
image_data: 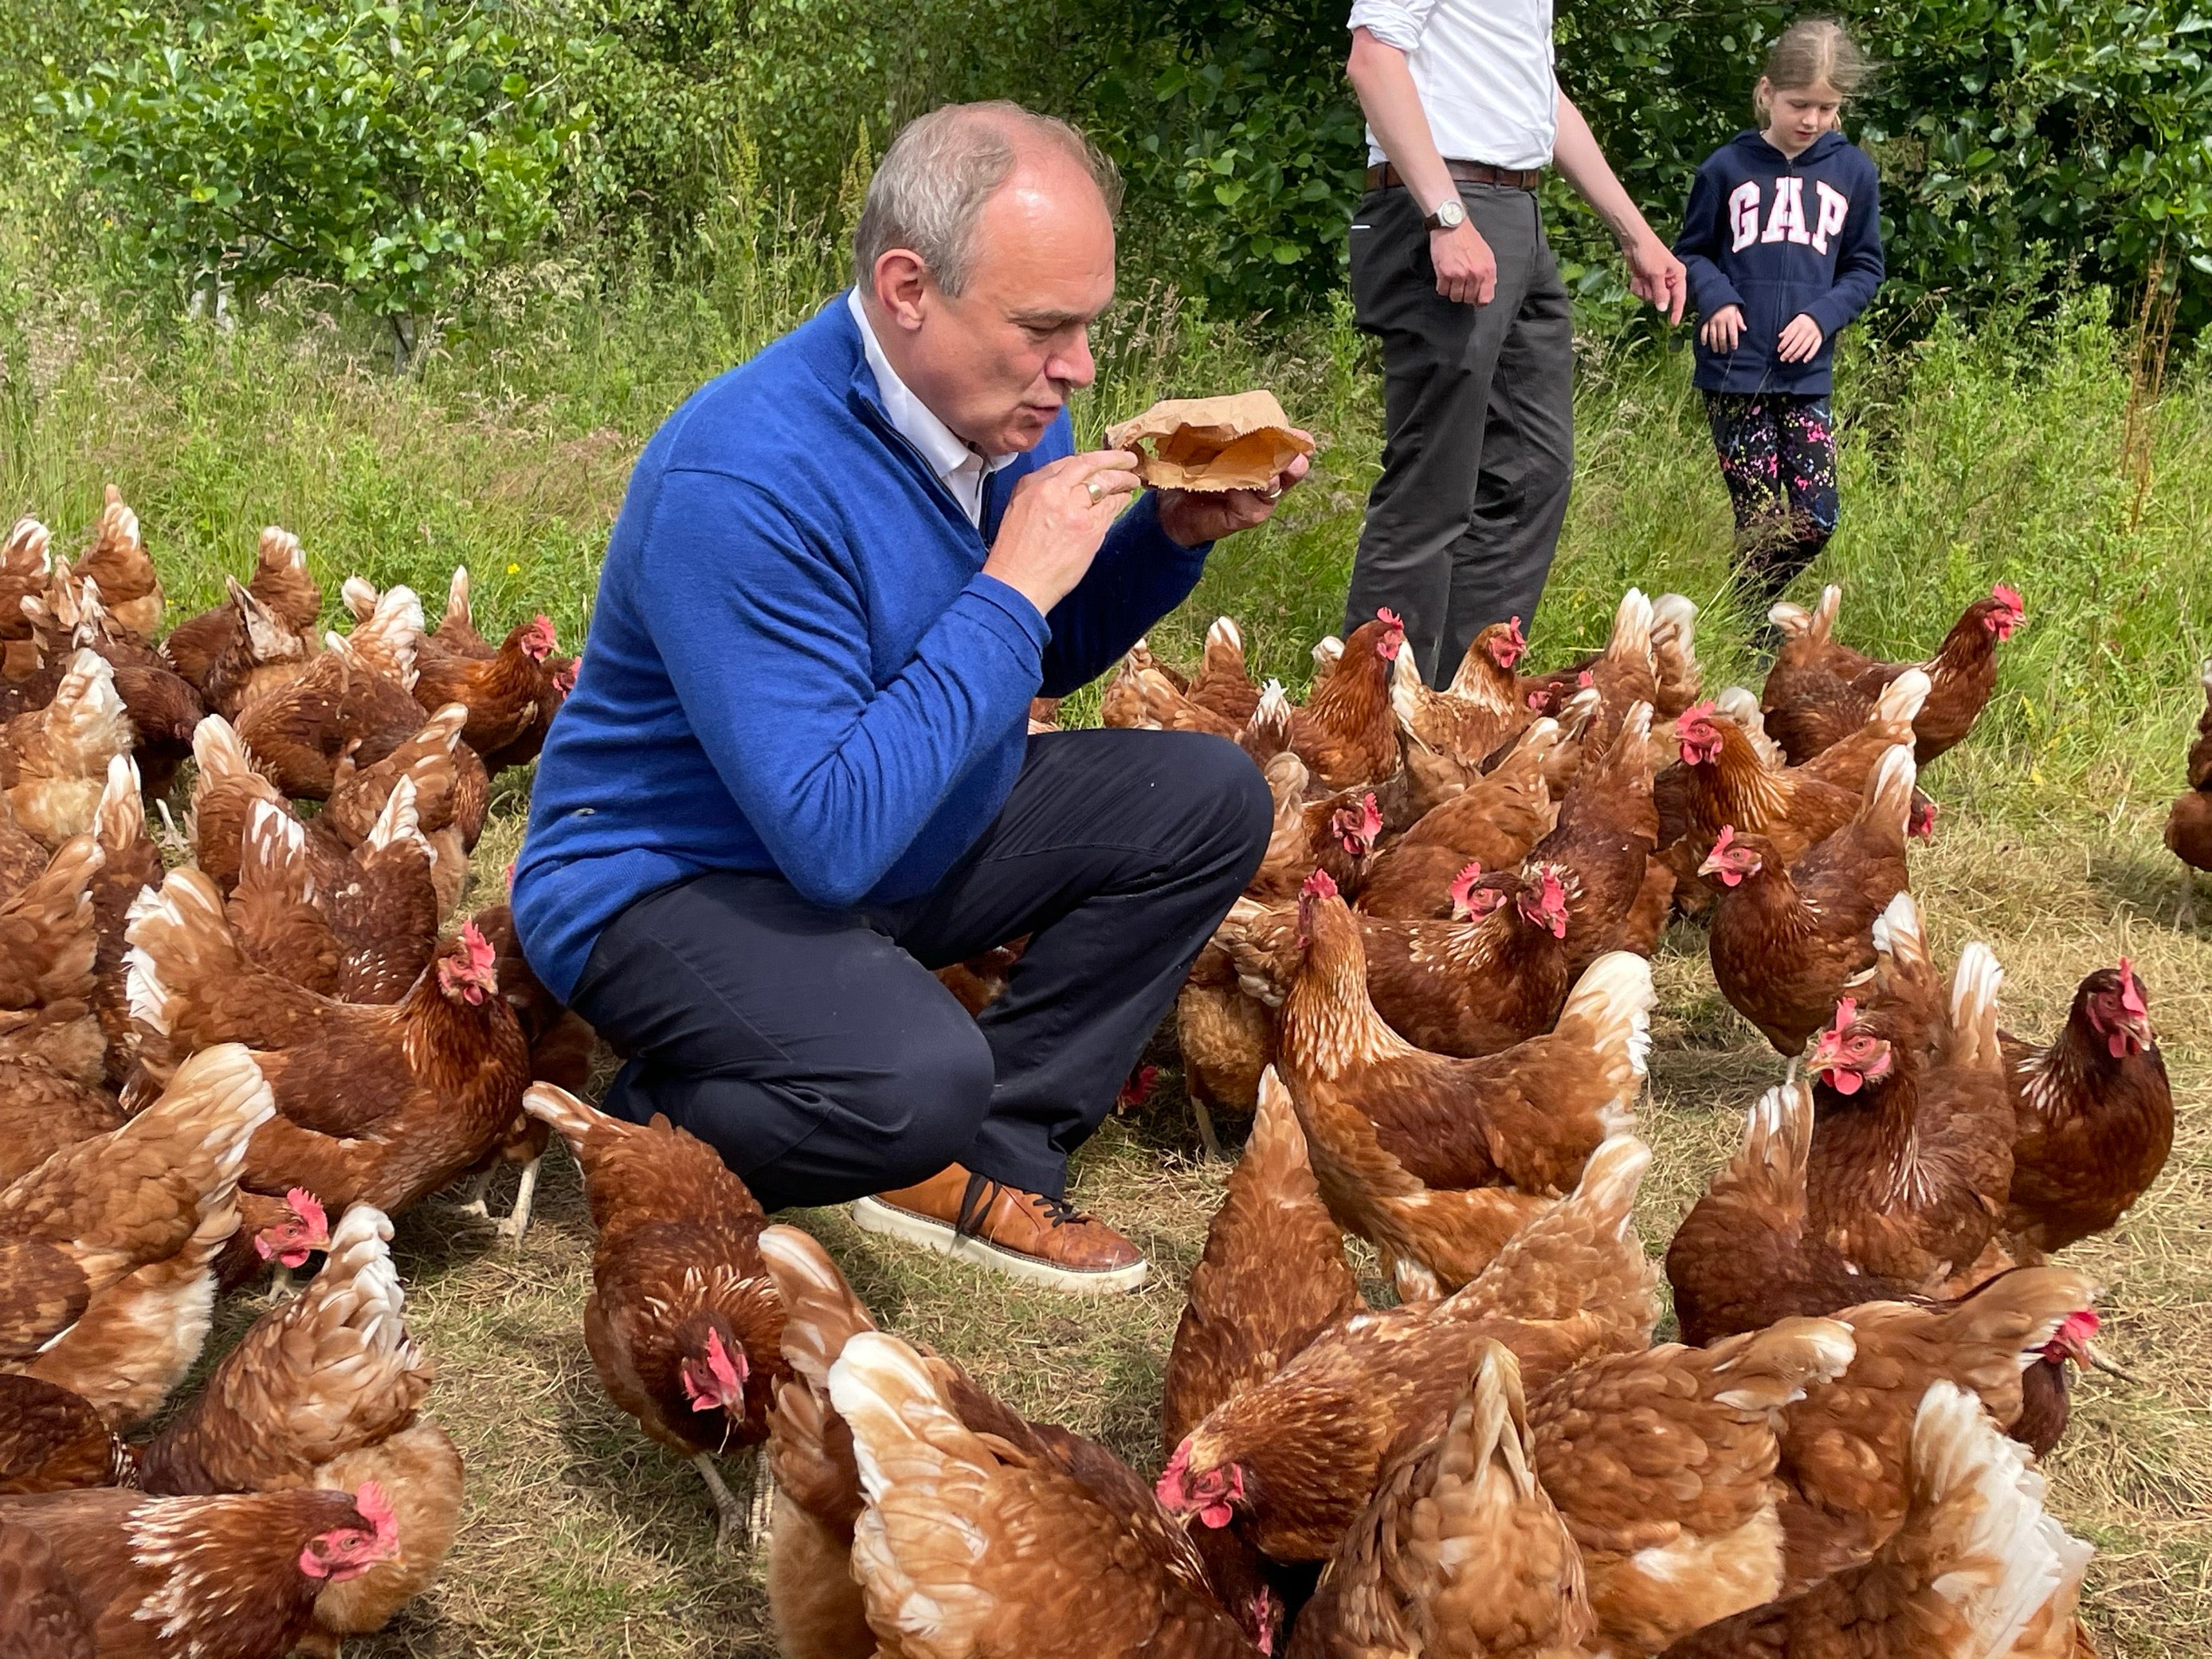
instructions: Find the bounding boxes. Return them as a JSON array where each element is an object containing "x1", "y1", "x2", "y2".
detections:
[
  {"x1": 1623, "y1": 233, "x2": 1687, "y2": 324},
  {"x1": 1156, "y1": 437, "x2": 1316, "y2": 548},
  {"x1": 1432, "y1": 219, "x2": 1498, "y2": 306},
  {"x1": 1777, "y1": 314, "x2": 1826, "y2": 363},
  {"x1": 1700, "y1": 304, "x2": 1745, "y2": 353},
  {"x1": 984, "y1": 449, "x2": 1142, "y2": 616}
]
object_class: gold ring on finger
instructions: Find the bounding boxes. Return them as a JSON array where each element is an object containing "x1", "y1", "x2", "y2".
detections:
[{"x1": 1086, "y1": 480, "x2": 1104, "y2": 505}]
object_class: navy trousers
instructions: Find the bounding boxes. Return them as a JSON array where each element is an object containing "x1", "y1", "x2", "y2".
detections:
[{"x1": 567, "y1": 729, "x2": 1273, "y2": 1210}]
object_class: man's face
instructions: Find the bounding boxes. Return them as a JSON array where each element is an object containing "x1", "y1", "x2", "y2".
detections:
[{"x1": 875, "y1": 154, "x2": 1116, "y2": 456}]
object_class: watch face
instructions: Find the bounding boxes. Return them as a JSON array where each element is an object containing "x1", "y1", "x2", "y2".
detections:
[{"x1": 1435, "y1": 198, "x2": 1465, "y2": 228}]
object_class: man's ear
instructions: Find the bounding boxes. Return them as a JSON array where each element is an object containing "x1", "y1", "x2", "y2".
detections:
[{"x1": 872, "y1": 249, "x2": 932, "y2": 333}]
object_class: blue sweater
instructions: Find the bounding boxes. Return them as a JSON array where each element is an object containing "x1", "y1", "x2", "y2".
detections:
[
  {"x1": 1673, "y1": 130, "x2": 1884, "y2": 394},
  {"x1": 512, "y1": 296, "x2": 1212, "y2": 1001}
]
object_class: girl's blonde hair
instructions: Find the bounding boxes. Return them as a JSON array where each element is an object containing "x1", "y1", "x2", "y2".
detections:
[{"x1": 1755, "y1": 18, "x2": 1871, "y2": 118}]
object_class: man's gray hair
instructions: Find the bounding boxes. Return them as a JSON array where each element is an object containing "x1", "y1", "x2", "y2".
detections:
[{"x1": 853, "y1": 101, "x2": 1122, "y2": 296}]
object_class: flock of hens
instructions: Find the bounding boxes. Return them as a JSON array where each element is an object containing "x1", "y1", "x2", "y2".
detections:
[{"x1": 0, "y1": 484, "x2": 2205, "y2": 1659}]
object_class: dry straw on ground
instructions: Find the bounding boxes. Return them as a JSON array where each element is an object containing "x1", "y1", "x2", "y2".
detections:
[{"x1": 296, "y1": 806, "x2": 2208, "y2": 1658}]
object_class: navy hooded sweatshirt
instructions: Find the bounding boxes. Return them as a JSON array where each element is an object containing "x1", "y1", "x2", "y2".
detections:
[
  {"x1": 510, "y1": 294, "x2": 1211, "y2": 1002},
  {"x1": 1673, "y1": 129, "x2": 1884, "y2": 395}
]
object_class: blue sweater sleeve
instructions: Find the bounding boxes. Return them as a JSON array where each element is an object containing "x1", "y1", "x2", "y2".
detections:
[
  {"x1": 1674, "y1": 163, "x2": 1746, "y2": 321},
  {"x1": 1804, "y1": 166, "x2": 1884, "y2": 338},
  {"x1": 1037, "y1": 492, "x2": 1212, "y2": 696},
  {"x1": 637, "y1": 468, "x2": 1047, "y2": 909}
]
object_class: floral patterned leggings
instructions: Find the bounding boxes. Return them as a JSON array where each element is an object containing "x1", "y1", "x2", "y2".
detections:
[{"x1": 1702, "y1": 391, "x2": 1840, "y2": 607}]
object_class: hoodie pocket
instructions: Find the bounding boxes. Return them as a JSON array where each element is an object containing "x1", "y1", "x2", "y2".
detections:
[{"x1": 1735, "y1": 279, "x2": 1795, "y2": 377}]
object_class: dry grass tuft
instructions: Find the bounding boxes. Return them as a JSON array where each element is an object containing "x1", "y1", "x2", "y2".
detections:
[{"x1": 308, "y1": 802, "x2": 2212, "y2": 1657}]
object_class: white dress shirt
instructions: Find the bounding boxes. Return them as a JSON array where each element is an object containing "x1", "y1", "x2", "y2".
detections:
[
  {"x1": 1349, "y1": 0, "x2": 1558, "y2": 174},
  {"x1": 848, "y1": 289, "x2": 1014, "y2": 528}
]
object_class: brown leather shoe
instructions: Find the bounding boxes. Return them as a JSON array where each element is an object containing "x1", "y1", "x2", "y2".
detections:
[{"x1": 849, "y1": 1163, "x2": 1149, "y2": 1294}]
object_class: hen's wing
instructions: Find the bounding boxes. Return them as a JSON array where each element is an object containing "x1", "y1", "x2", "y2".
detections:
[
  {"x1": 1163, "y1": 1068, "x2": 1362, "y2": 1445},
  {"x1": 139, "y1": 1205, "x2": 428, "y2": 1495}
]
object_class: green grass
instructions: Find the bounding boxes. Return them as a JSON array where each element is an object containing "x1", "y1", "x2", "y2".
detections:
[{"x1": 6, "y1": 171, "x2": 2212, "y2": 1656}]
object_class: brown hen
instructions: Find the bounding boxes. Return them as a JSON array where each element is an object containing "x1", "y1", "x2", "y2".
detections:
[
  {"x1": 1288, "y1": 1340, "x2": 1594, "y2": 1659},
  {"x1": 1761, "y1": 582, "x2": 2023, "y2": 767},
  {"x1": 0, "y1": 1482, "x2": 400, "y2": 1659},
  {"x1": 524, "y1": 1083, "x2": 786, "y2": 1547}
]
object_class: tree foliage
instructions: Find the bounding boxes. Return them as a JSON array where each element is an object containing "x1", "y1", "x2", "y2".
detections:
[{"x1": 45, "y1": 0, "x2": 582, "y2": 352}]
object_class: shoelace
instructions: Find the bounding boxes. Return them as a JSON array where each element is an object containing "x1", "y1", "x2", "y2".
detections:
[{"x1": 954, "y1": 1171, "x2": 1090, "y2": 1237}]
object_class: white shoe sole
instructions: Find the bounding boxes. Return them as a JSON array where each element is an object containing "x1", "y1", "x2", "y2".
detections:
[{"x1": 848, "y1": 1196, "x2": 1151, "y2": 1295}]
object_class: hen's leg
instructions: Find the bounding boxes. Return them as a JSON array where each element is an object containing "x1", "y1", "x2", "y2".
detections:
[
  {"x1": 2183, "y1": 866, "x2": 2200, "y2": 930},
  {"x1": 451, "y1": 1164, "x2": 496, "y2": 1219},
  {"x1": 1190, "y1": 1092, "x2": 1224, "y2": 1162},
  {"x1": 744, "y1": 1446, "x2": 777, "y2": 1548},
  {"x1": 496, "y1": 1155, "x2": 541, "y2": 1246},
  {"x1": 692, "y1": 1452, "x2": 747, "y2": 1551}
]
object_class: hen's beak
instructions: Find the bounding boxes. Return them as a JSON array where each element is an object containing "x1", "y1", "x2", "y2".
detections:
[{"x1": 2081, "y1": 1339, "x2": 2139, "y2": 1383}]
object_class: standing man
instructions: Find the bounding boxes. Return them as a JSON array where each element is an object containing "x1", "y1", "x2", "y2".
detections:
[
  {"x1": 1344, "y1": 2, "x2": 1688, "y2": 688},
  {"x1": 514, "y1": 103, "x2": 1305, "y2": 1295}
]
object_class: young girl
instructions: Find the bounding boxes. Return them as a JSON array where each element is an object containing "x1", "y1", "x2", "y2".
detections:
[{"x1": 1675, "y1": 19, "x2": 1883, "y2": 617}]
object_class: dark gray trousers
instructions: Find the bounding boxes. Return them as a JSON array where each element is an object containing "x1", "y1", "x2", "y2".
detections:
[
  {"x1": 566, "y1": 730, "x2": 1272, "y2": 1211},
  {"x1": 1345, "y1": 182, "x2": 1575, "y2": 689}
]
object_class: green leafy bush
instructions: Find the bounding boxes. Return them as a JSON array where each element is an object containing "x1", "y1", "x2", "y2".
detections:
[{"x1": 45, "y1": 0, "x2": 583, "y2": 359}]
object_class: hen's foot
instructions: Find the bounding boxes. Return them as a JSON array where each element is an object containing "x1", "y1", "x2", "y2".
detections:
[
  {"x1": 1190, "y1": 1095, "x2": 1224, "y2": 1161},
  {"x1": 450, "y1": 1166, "x2": 495, "y2": 1221}
]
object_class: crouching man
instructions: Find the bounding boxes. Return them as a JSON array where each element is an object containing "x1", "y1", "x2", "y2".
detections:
[{"x1": 512, "y1": 102, "x2": 1304, "y2": 1292}]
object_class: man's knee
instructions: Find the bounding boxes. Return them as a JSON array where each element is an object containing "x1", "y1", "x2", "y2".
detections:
[
  {"x1": 1159, "y1": 731, "x2": 1274, "y2": 880},
  {"x1": 855, "y1": 1007, "x2": 996, "y2": 1186}
]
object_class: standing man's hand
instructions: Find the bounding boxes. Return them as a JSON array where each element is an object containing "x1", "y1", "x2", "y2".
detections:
[
  {"x1": 1623, "y1": 233, "x2": 1688, "y2": 324},
  {"x1": 1157, "y1": 438, "x2": 1316, "y2": 548},
  {"x1": 1433, "y1": 221, "x2": 1498, "y2": 307},
  {"x1": 984, "y1": 449, "x2": 1143, "y2": 615}
]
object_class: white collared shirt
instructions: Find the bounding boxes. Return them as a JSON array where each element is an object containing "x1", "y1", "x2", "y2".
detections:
[
  {"x1": 1349, "y1": 0, "x2": 1558, "y2": 173},
  {"x1": 848, "y1": 289, "x2": 1014, "y2": 528}
]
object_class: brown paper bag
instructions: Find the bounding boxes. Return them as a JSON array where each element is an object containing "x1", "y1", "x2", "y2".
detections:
[{"x1": 1104, "y1": 391, "x2": 1314, "y2": 492}]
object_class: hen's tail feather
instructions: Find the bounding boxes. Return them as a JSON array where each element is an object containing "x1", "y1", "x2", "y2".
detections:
[
  {"x1": 520, "y1": 1083, "x2": 610, "y2": 1155},
  {"x1": 1205, "y1": 615, "x2": 1244, "y2": 657},
  {"x1": 94, "y1": 754, "x2": 145, "y2": 853},
  {"x1": 1652, "y1": 594, "x2": 1698, "y2": 657},
  {"x1": 1555, "y1": 951, "x2": 1656, "y2": 1129},
  {"x1": 1946, "y1": 941, "x2": 2006, "y2": 1070},
  {"x1": 1896, "y1": 1381, "x2": 2083, "y2": 1659},
  {"x1": 1870, "y1": 889, "x2": 1928, "y2": 972},
  {"x1": 1706, "y1": 1316, "x2": 1857, "y2": 1412},
  {"x1": 124, "y1": 868, "x2": 249, "y2": 1038},
  {"x1": 365, "y1": 775, "x2": 424, "y2": 856},
  {"x1": 1452, "y1": 1134, "x2": 1654, "y2": 1323},
  {"x1": 441, "y1": 567, "x2": 471, "y2": 635},
  {"x1": 43, "y1": 649, "x2": 131, "y2": 756},
  {"x1": 1877, "y1": 667, "x2": 1933, "y2": 727},
  {"x1": 1609, "y1": 588, "x2": 1656, "y2": 672},
  {"x1": 342, "y1": 576, "x2": 379, "y2": 623},
  {"x1": 1390, "y1": 649, "x2": 1430, "y2": 730},
  {"x1": 1718, "y1": 1079, "x2": 1816, "y2": 1224},
  {"x1": 190, "y1": 714, "x2": 265, "y2": 784},
  {"x1": 1241, "y1": 680, "x2": 1293, "y2": 757},
  {"x1": 238, "y1": 800, "x2": 313, "y2": 905},
  {"x1": 1859, "y1": 744, "x2": 1920, "y2": 836},
  {"x1": 2, "y1": 831, "x2": 102, "y2": 933},
  {"x1": 759, "y1": 1224, "x2": 878, "y2": 1390}
]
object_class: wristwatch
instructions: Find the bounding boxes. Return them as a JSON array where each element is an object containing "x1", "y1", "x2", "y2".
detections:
[{"x1": 1423, "y1": 196, "x2": 1466, "y2": 232}]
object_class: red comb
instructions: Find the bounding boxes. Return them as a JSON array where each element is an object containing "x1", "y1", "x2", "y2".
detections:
[
  {"x1": 2118, "y1": 958, "x2": 2147, "y2": 1018},
  {"x1": 459, "y1": 921, "x2": 496, "y2": 975},
  {"x1": 1447, "y1": 861, "x2": 1484, "y2": 911},
  {"x1": 1300, "y1": 869, "x2": 1339, "y2": 900},
  {"x1": 287, "y1": 1188, "x2": 328, "y2": 1237},
  {"x1": 1992, "y1": 582, "x2": 2022, "y2": 613},
  {"x1": 1711, "y1": 825, "x2": 1736, "y2": 857},
  {"x1": 1831, "y1": 996, "x2": 1859, "y2": 1031},
  {"x1": 1376, "y1": 608, "x2": 1402, "y2": 630}
]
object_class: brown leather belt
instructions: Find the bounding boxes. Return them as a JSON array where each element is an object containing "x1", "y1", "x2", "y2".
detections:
[{"x1": 1366, "y1": 159, "x2": 1543, "y2": 192}]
